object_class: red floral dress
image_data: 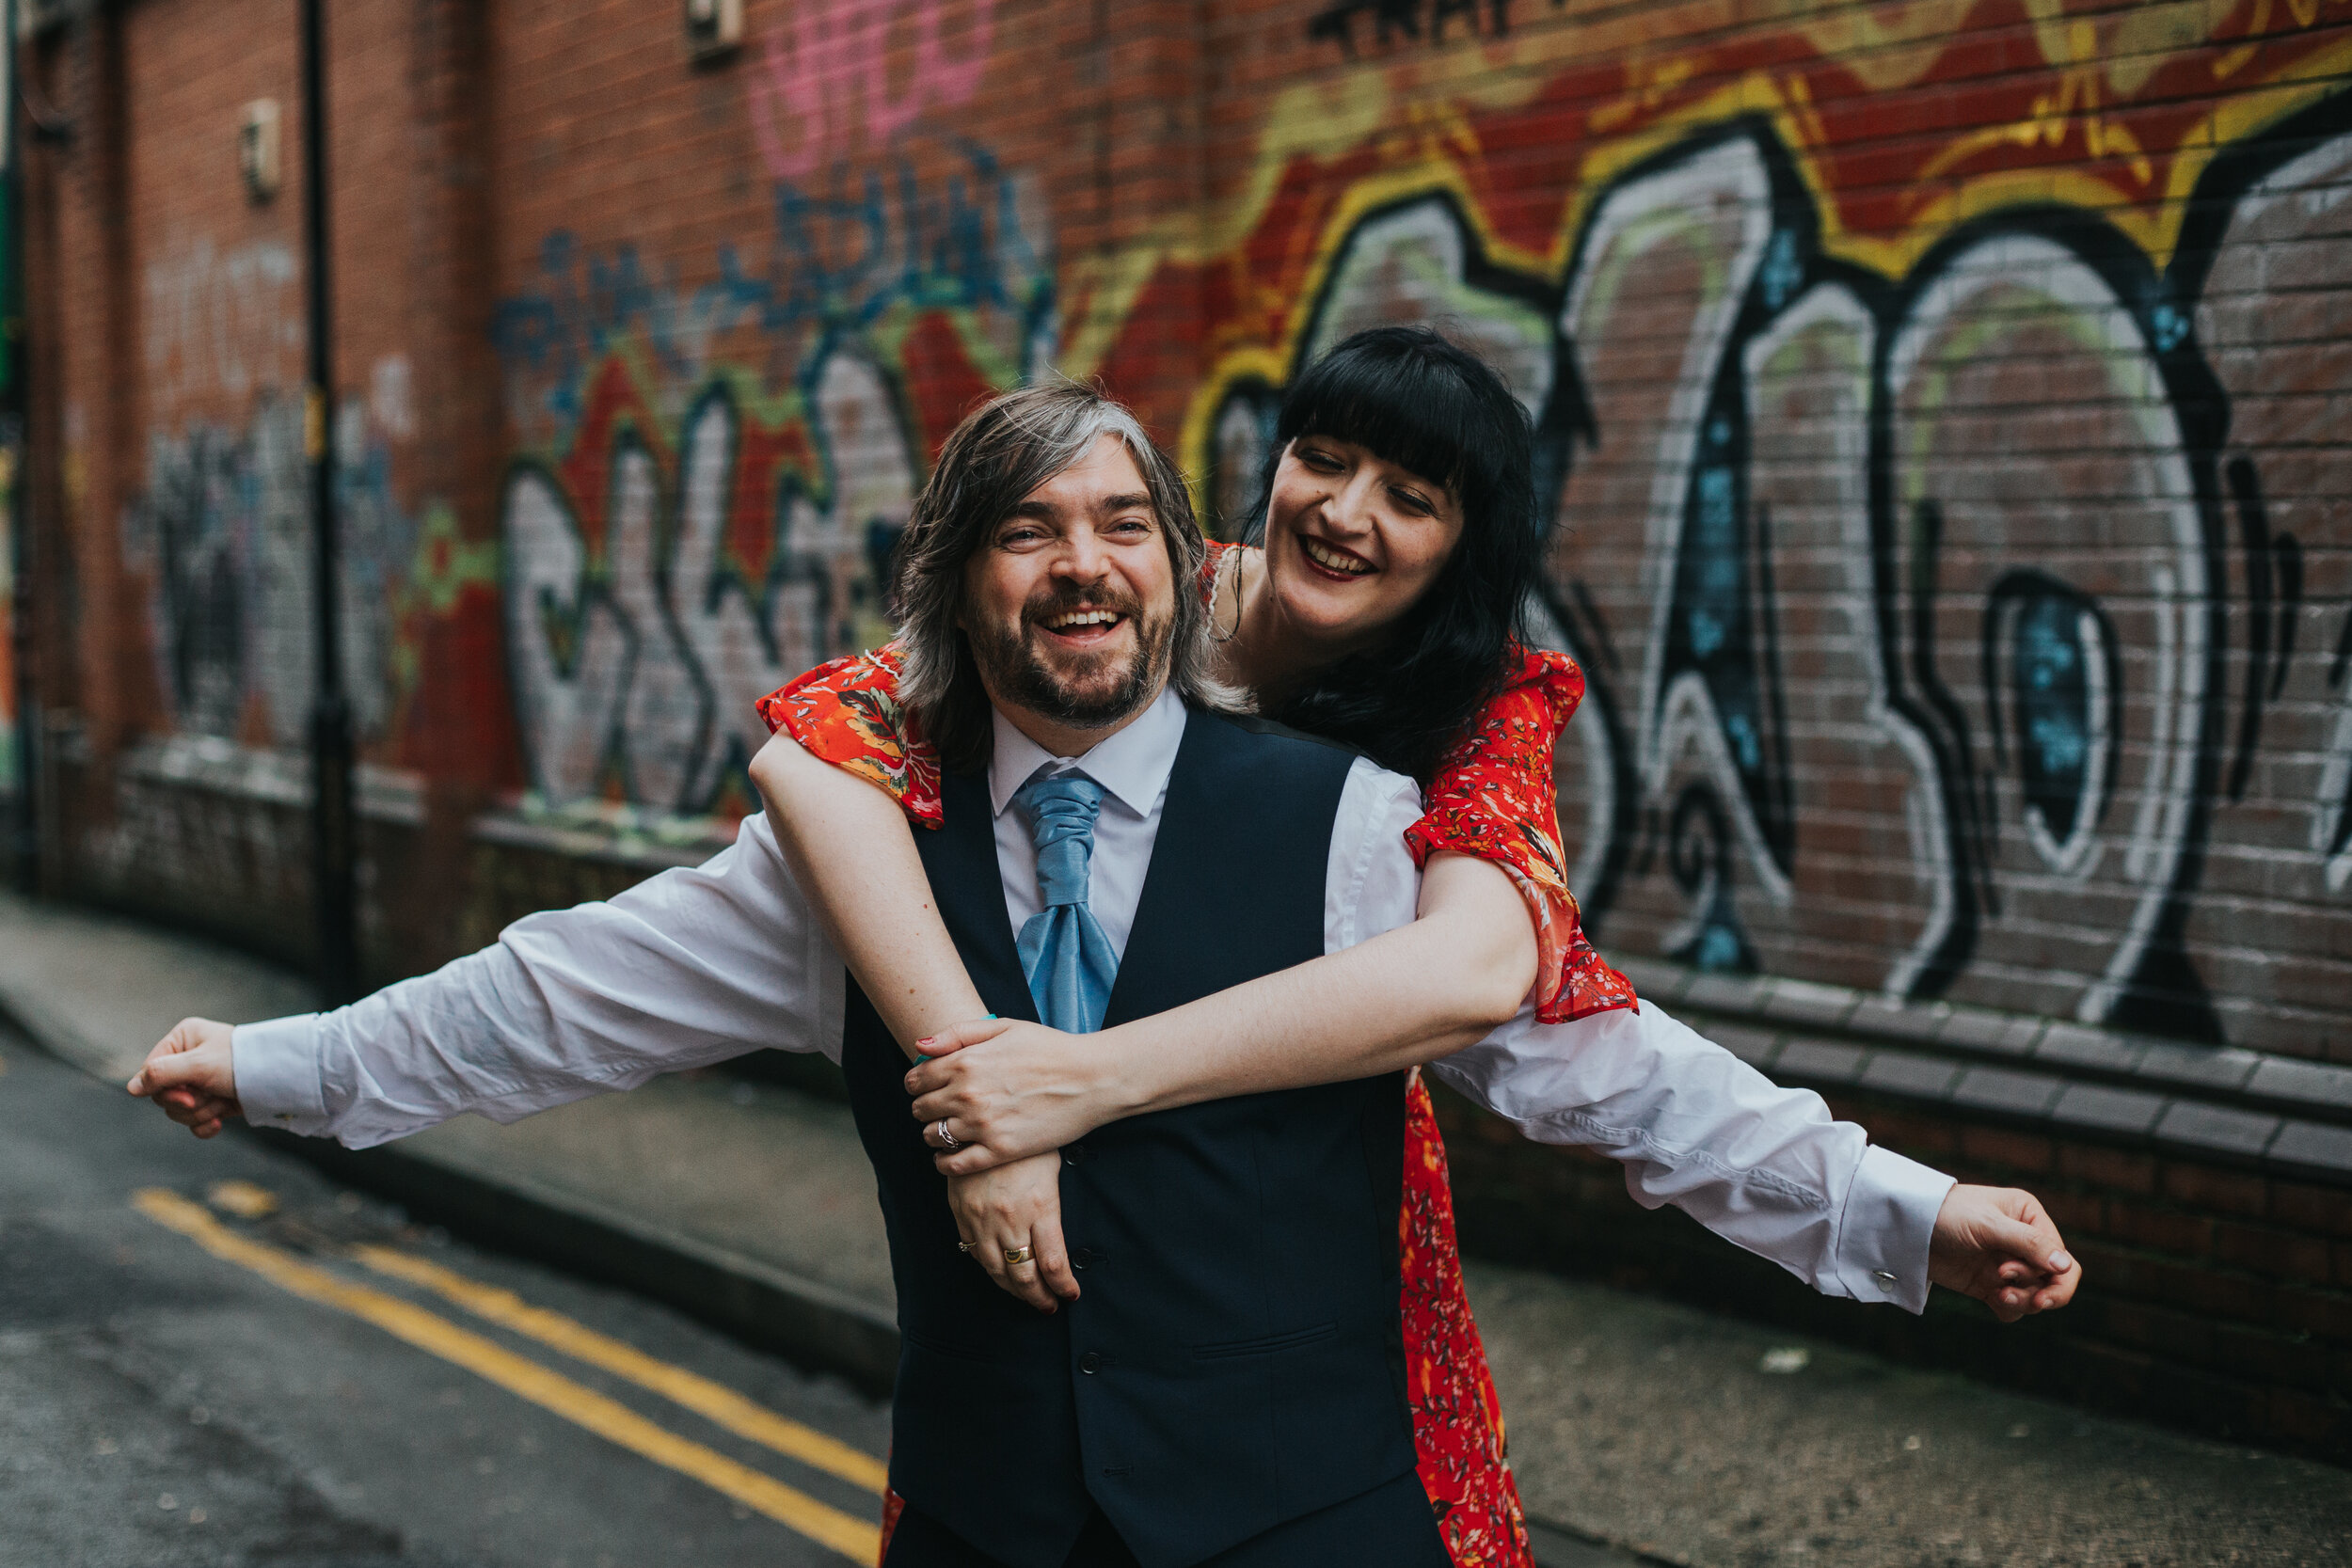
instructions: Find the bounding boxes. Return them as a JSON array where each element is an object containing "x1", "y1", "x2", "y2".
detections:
[{"x1": 757, "y1": 543, "x2": 1636, "y2": 1567}]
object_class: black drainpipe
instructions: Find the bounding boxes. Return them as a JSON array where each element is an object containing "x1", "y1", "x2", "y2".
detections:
[
  {"x1": 5, "y1": 0, "x2": 35, "y2": 896},
  {"x1": 302, "y1": 0, "x2": 357, "y2": 1003}
]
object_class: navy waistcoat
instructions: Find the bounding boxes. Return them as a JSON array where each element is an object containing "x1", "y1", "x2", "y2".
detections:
[{"x1": 839, "y1": 707, "x2": 1417, "y2": 1568}]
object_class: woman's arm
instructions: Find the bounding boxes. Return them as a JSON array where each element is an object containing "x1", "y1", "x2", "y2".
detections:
[
  {"x1": 907, "y1": 847, "x2": 1536, "y2": 1168},
  {"x1": 747, "y1": 730, "x2": 1081, "y2": 1314},
  {"x1": 747, "y1": 730, "x2": 982, "y2": 1056}
]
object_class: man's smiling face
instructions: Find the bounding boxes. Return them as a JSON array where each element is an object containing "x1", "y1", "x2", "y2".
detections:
[{"x1": 959, "y1": 433, "x2": 1180, "y2": 751}]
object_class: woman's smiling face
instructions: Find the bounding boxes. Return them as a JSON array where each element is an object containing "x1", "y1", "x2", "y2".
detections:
[{"x1": 1260, "y1": 435, "x2": 1466, "y2": 656}]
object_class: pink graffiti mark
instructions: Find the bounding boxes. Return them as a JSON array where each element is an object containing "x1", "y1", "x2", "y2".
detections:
[{"x1": 749, "y1": 0, "x2": 997, "y2": 182}]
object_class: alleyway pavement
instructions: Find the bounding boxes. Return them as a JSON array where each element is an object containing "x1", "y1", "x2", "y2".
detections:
[{"x1": 4, "y1": 889, "x2": 2348, "y2": 1567}]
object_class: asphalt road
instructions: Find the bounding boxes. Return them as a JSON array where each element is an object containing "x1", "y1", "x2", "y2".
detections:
[{"x1": 0, "y1": 1022, "x2": 895, "y2": 1568}]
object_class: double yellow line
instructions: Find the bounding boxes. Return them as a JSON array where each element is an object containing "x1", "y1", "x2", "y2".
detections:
[{"x1": 134, "y1": 1188, "x2": 884, "y2": 1563}]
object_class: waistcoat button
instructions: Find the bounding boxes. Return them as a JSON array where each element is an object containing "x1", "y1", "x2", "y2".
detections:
[{"x1": 1079, "y1": 1351, "x2": 1104, "y2": 1374}]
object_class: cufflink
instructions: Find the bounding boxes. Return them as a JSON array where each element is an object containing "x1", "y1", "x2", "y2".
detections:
[{"x1": 1871, "y1": 1270, "x2": 1898, "y2": 1286}]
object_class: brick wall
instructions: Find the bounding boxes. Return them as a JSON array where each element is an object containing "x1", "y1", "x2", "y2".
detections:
[{"x1": 16, "y1": 0, "x2": 2352, "y2": 1455}]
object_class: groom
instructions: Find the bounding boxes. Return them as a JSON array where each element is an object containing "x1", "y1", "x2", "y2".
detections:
[{"x1": 133, "y1": 385, "x2": 2073, "y2": 1567}]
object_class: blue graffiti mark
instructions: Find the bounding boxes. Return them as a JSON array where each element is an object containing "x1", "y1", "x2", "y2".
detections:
[
  {"x1": 1661, "y1": 392, "x2": 1792, "y2": 875},
  {"x1": 1724, "y1": 710, "x2": 1761, "y2": 772},
  {"x1": 1692, "y1": 923, "x2": 1746, "y2": 972},
  {"x1": 491, "y1": 139, "x2": 1055, "y2": 436},
  {"x1": 2011, "y1": 594, "x2": 2092, "y2": 840},
  {"x1": 1759, "y1": 228, "x2": 1802, "y2": 311},
  {"x1": 2148, "y1": 300, "x2": 2190, "y2": 354},
  {"x1": 1982, "y1": 570, "x2": 2115, "y2": 858}
]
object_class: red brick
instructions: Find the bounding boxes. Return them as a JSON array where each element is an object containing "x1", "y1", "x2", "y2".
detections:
[
  {"x1": 2103, "y1": 1199, "x2": 2217, "y2": 1260},
  {"x1": 2273, "y1": 1286, "x2": 2352, "y2": 1346},
  {"x1": 2159, "y1": 1164, "x2": 2272, "y2": 1221},
  {"x1": 2215, "y1": 1223, "x2": 2334, "y2": 1286},
  {"x1": 2263, "y1": 1385, "x2": 2351, "y2": 1449},
  {"x1": 1958, "y1": 1126, "x2": 2056, "y2": 1177},
  {"x1": 2095, "y1": 1297, "x2": 2217, "y2": 1365},
  {"x1": 2273, "y1": 1181, "x2": 2352, "y2": 1241},
  {"x1": 2059, "y1": 1144, "x2": 2160, "y2": 1196}
]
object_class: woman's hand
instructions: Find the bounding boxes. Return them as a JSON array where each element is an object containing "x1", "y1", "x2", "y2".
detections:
[
  {"x1": 910, "y1": 1017, "x2": 1129, "y2": 1175},
  {"x1": 946, "y1": 1152, "x2": 1080, "y2": 1311}
]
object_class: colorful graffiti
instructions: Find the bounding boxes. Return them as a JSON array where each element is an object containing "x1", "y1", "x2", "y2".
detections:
[
  {"x1": 477, "y1": 0, "x2": 2350, "y2": 1051},
  {"x1": 747, "y1": 0, "x2": 996, "y2": 181},
  {"x1": 122, "y1": 386, "x2": 481, "y2": 752},
  {"x1": 491, "y1": 135, "x2": 1052, "y2": 816},
  {"x1": 1152, "y1": 17, "x2": 2352, "y2": 1052}
]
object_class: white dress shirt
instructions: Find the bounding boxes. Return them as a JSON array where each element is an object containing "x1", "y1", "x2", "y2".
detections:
[{"x1": 235, "y1": 689, "x2": 1954, "y2": 1312}]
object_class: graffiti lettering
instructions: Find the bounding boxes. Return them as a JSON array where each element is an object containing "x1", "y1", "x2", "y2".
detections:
[
  {"x1": 499, "y1": 351, "x2": 916, "y2": 815},
  {"x1": 489, "y1": 140, "x2": 1052, "y2": 445},
  {"x1": 1306, "y1": 0, "x2": 1521, "y2": 53},
  {"x1": 748, "y1": 0, "x2": 995, "y2": 181},
  {"x1": 142, "y1": 238, "x2": 302, "y2": 411},
  {"x1": 1188, "y1": 93, "x2": 2352, "y2": 1053},
  {"x1": 124, "y1": 401, "x2": 463, "y2": 749},
  {"x1": 494, "y1": 132, "x2": 1054, "y2": 817}
]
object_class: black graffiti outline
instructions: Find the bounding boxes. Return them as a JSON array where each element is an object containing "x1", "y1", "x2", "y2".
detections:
[{"x1": 1189, "y1": 90, "x2": 2351, "y2": 1027}]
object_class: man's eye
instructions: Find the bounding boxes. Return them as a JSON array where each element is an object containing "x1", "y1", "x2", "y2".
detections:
[
  {"x1": 999, "y1": 528, "x2": 1045, "y2": 546},
  {"x1": 1108, "y1": 518, "x2": 1152, "y2": 536}
]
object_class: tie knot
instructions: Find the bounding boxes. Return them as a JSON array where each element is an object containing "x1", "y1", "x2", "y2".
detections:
[{"x1": 1015, "y1": 775, "x2": 1104, "y2": 910}]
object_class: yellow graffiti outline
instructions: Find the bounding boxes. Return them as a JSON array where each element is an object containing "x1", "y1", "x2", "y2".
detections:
[
  {"x1": 1160, "y1": 35, "x2": 2352, "y2": 483},
  {"x1": 1172, "y1": 152, "x2": 1536, "y2": 520}
]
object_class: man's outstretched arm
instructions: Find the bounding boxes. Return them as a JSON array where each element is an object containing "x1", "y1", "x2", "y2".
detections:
[
  {"x1": 1428, "y1": 1001, "x2": 2077, "y2": 1323},
  {"x1": 128, "y1": 813, "x2": 842, "y2": 1147}
]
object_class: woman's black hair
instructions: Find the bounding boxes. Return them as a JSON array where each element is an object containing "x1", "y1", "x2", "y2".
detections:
[{"x1": 1244, "y1": 324, "x2": 1542, "y2": 784}]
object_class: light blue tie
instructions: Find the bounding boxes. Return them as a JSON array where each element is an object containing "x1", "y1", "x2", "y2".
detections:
[{"x1": 1013, "y1": 775, "x2": 1120, "y2": 1034}]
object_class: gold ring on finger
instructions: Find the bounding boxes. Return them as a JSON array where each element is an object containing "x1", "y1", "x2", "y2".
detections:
[{"x1": 1003, "y1": 1245, "x2": 1034, "y2": 1266}]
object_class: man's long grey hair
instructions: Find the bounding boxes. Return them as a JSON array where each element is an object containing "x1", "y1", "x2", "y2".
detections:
[{"x1": 891, "y1": 382, "x2": 1245, "y2": 774}]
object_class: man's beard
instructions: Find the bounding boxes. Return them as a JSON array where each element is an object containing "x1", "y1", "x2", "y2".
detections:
[{"x1": 969, "y1": 580, "x2": 1173, "y2": 732}]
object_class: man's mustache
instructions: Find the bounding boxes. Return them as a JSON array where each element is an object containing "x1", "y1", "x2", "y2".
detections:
[{"x1": 1019, "y1": 582, "x2": 1147, "y2": 630}]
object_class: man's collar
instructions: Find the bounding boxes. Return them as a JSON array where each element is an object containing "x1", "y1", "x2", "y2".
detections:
[{"x1": 989, "y1": 686, "x2": 1188, "y2": 818}]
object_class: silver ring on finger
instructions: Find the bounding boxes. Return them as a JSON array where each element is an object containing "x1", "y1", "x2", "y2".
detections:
[{"x1": 931, "y1": 1118, "x2": 961, "y2": 1151}]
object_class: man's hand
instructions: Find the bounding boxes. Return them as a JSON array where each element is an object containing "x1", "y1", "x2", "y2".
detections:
[
  {"x1": 126, "y1": 1018, "x2": 243, "y2": 1138},
  {"x1": 945, "y1": 1152, "x2": 1079, "y2": 1312},
  {"x1": 1929, "y1": 1183, "x2": 2079, "y2": 1322},
  {"x1": 909, "y1": 1018, "x2": 1121, "y2": 1174}
]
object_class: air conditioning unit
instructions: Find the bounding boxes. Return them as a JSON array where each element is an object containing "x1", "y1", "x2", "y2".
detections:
[
  {"x1": 239, "y1": 100, "x2": 282, "y2": 203},
  {"x1": 19, "y1": 0, "x2": 97, "y2": 40},
  {"x1": 684, "y1": 0, "x2": 742, "y2": 61}
]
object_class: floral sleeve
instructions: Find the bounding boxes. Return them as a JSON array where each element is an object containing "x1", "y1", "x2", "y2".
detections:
[
  {"x1": 755, "y1": 641, "x2": 946, "y2": 828},
  {"x1": 1402, "y1": 645, "x2": 1638, "y2": 1024}
]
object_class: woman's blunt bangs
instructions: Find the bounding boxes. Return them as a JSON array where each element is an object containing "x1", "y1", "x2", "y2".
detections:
[{"x1": 1267, "y1": 324, "x2": 1529, "y2": 541}]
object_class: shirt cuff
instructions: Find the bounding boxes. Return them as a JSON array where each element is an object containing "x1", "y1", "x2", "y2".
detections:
[
  {"x1": 1833, "y1": 1145, "x2": 1954, "y2": 1314},
  {"x1": 231, "y1": 1014, "x2": 330, "y2": 1135}
]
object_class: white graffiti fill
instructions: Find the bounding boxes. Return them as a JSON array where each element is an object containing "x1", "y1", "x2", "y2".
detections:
[{"x1": 501, "y1": 353, "x2": 916, "y2": 815}]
